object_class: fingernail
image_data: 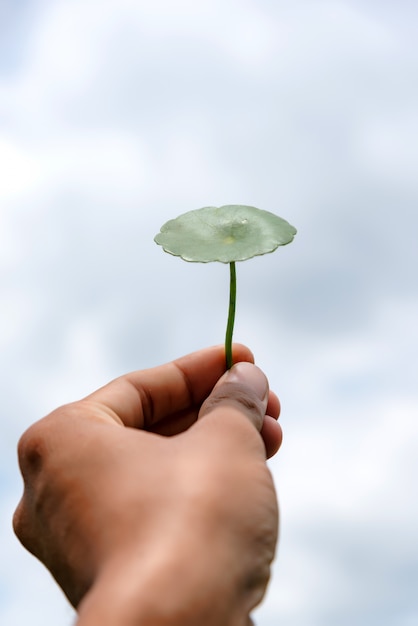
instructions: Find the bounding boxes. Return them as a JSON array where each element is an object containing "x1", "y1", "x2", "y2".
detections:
[{"x1": 223, "y1": 362, "x2": 269, "y2": 402}]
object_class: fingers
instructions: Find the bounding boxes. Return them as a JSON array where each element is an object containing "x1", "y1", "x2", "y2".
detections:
[
  {"x1": 85, "y1": 344, "x2": 254, "y2": 429},
  {"x1": 261, "y1": 415, "x2": 283, "y2": 458},
  {"x1": 198, "y1": 362, "x2": 282, "y2": 459},
  {"x1": 199, "y1": 362, "x2": 269, "y2": 431},
  {"x1": 266, "y1": 390, "x2": 281, "y2": 420}
]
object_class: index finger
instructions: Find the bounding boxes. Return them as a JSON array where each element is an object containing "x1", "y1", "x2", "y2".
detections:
[{"x1": 84, "y1": 344, "x2": 254, "y2": 429}]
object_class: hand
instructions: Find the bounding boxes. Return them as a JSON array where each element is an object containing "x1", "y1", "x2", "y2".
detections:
[{"x1": 14, "y1": 344, "x2": 282, "y2": 626}]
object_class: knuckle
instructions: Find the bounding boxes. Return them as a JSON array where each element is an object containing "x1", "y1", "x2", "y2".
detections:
[
  {"x1": 13, "y1": 496, "x2": 43, "y2": 561},
  {"x1": 203, "y1": 383, "x2": 264, "y2": 422},
  {"x1": 14, "y1": 418, "x2": 61, "y2": 556},
  {"x1": 12, "y1": 498, "x2": 28, "y2": 542},
  {"x1": 12, "y1": 499, "x2": 24, "y2": 536},
  {"x1": 17, "y1": 420, "x2": 49, "y2": 480},
  {"x1": 234, "y1": 393, "x2": 263, "y2": 415}
]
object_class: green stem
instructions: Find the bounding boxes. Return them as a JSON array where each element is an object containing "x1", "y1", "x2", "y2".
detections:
[{"x1": 225, "y1": 261, "x2": 236, "y2": 370}]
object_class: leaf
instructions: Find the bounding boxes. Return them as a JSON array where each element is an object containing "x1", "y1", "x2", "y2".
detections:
[{"x1": 154, "y1": 205, "x2": 297, "y2": 263}]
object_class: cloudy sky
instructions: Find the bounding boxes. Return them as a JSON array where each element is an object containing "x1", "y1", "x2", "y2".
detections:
[{"x1": 1, "y1": 0, "x2": 417, "y2": 624}]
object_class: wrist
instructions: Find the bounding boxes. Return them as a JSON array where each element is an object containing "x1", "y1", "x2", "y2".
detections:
[{"x1": 77, "y1": 536, "x2": 251, "y2": 626}]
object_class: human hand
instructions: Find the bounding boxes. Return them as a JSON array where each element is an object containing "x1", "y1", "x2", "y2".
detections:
[{"x1": 14, "y1": 344, "x2": 282, "y2": 626}]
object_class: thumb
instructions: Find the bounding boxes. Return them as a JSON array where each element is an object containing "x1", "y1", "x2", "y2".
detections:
[{"x1": 198, "y1": 362, "x2": 269, "y2": 432}]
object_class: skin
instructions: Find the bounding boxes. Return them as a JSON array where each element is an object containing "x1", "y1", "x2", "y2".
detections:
[{"x1": 13, "y1": 344, "x2": 282, "y2": 626}]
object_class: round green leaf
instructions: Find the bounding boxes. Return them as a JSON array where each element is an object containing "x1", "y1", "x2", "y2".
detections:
[{"x1": 154, "y1": 205, "x2": 297, "y2": 263}]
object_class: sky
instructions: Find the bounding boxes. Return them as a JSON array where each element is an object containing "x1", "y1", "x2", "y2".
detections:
[{"x1": 1, "y1": 0, "x2": 418, "y2": 624}]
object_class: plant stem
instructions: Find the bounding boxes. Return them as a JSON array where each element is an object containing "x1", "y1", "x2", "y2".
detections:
[{"x1": 225, "y1": 261, "x2": 236, "y2": 370}]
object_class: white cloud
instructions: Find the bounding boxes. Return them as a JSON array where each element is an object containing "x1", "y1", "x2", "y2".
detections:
[
  {"x1": 1, "y1": 0, "x2": 418, "y2": 624},
  {"x1": 0, "y1": 136, "x2": 45, "y2": 199},
  {"x1": 356, "y1": 113, "x2": 418, "y2": 187}
]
